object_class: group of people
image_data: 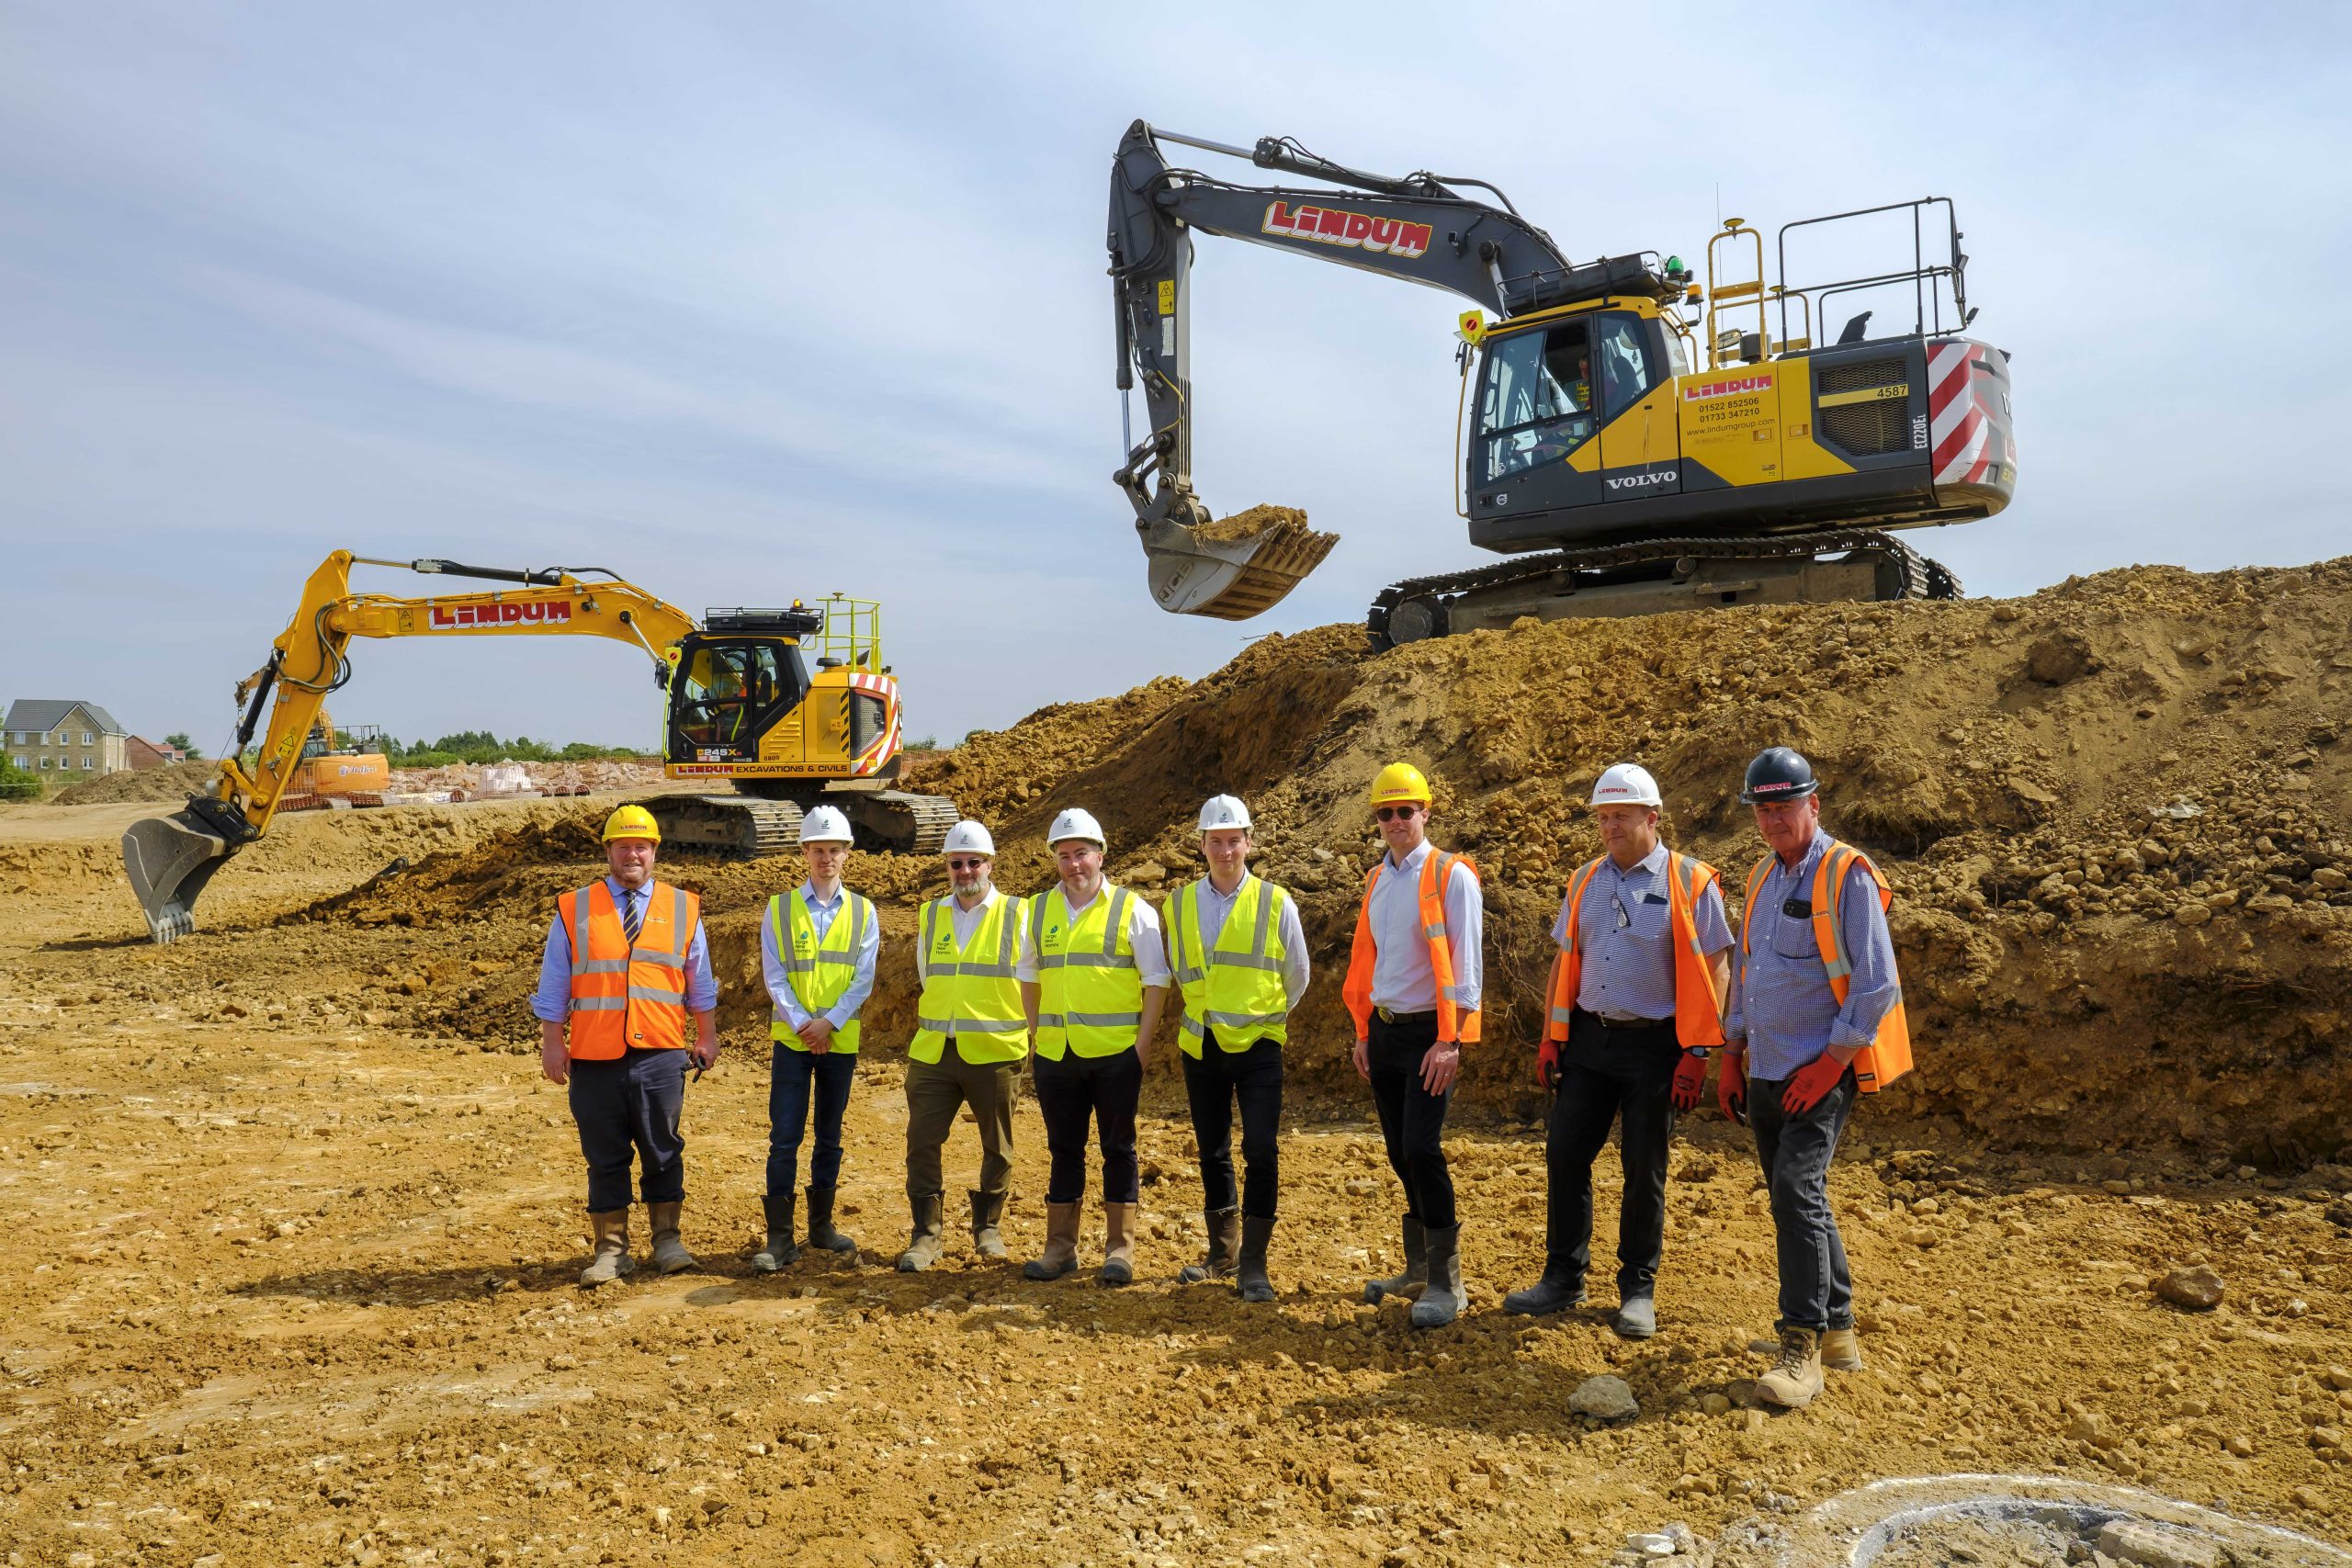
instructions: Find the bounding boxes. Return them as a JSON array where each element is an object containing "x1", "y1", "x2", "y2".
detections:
[{"x1": 531, "y1": 745, "x2": 1909, "y2": 1412}]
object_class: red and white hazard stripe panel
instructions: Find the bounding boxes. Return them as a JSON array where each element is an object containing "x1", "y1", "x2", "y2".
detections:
[
  {"x1": 845, "y1": 672, "x2": 901, "y2": 776},
  {"x1": 1928, "y1": 340, "x2": 2010, "y2": 487}
]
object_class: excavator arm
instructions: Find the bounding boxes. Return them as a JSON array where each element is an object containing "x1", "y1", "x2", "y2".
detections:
[
  {"x1": 1107, "y1": 120, "x2": 1575, "y2": 617},
  {"x1": 122, "y1": 552, "x2": 704, "y2": 942}
]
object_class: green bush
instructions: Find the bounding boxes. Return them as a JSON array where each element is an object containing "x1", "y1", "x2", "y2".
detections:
[{"x1": 0, "y1": 758, "x2": 40, "y2": 802}]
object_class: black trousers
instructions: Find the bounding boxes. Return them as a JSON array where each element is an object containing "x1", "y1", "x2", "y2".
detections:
[
  {"x1": 1032, "y1": 1046, "x2": 1142, "y2": 1204},
  {"x1": 1544, "y1": 1010, "x2": 1679, "y2": 1297},
  {"x1": 1182, "y1": 1034, "x2": 1283, "y2": 1219},
  {"x1": 568, "y1": 1046, "x2": 686, "y2": 1212},
  {"x1": 1749, "y1": 1064, "x2": 1859, "y2": 1332},
  {"x1": 1367, "y1": 1011, "x2": 1456, "y2": 1230}
]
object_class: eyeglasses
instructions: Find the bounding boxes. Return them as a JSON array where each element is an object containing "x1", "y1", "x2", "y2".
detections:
[
  {"x1": 946, "y1": 858, "x2": 988, "y2": 872},
  {"x1": 1611, "y1": 891, "x2": 1632, "y2": 931},
  {"x1": 1374, "y1": 805, "x2": 1422, "y2": 822}
]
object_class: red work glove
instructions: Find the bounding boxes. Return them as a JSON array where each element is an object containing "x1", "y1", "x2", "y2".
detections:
[
  {"x1": 1780, "y1": 1052, "x2": 1849, "y2": 1114},
  {"x1": 1536, "y1": 1038, "x2": 1562, "y2": 1090},
  {"x1": 1670, "y1": 1050, "x2": 1708, "y2": 1111},
  {"x1": 1717, "y1": 1050, "x2": 1747, "y2": 1123}
]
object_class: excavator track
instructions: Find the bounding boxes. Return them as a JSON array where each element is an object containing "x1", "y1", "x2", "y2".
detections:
[
  {"x1": 649, "y1": 795, "x2": 806, "y2": 858},
  {"x1": 848, "y1": 790, "x2": 960, "y2": 856},
  {"x1": 1366, "y1": 527, "x2": 1962, "y2": 649}
]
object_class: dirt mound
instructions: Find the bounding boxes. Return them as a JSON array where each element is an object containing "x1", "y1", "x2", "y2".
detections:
[
  {"x1": 310, "y1": 558, "x2": 2352, "y2": 1166},
  {"x1": 47, "y1": 760, "x2": 215, "y2": 805}
]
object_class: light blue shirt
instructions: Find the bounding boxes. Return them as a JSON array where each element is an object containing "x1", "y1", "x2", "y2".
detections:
[
  {"x1": 1550, "y1": 843, "x2": 1733, "y2": 1023},
  {"x1": 1366, "y1": 839, "x2": 1483, "y2": 1018},
  {"x1": 529, "y1": 875, "x2": 718, "y2": 1024},
  {"x1": 1724, "y1": 829, "x2": 1901, "y2": 1081},
  {"x1": 760, "y1": 879, "x2": 881, "y2": 1032}
]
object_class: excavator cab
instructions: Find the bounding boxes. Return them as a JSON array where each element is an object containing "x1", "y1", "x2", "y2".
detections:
[{"x1": 667, "y1": 633, "x2": 809, "y2": 759}]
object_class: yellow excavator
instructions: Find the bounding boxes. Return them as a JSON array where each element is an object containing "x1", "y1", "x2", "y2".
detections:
[{"x1": 122, "y1": 552, "x2": 956, "y2": 942}]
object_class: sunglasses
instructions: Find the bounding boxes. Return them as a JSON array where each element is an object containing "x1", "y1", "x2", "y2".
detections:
[
  {"x1": 946, "y1": 857, "x2": 989, "y2": 872},
  {"x1": 1374, "y1": 805, "x2": 1422, "y2": 822}
]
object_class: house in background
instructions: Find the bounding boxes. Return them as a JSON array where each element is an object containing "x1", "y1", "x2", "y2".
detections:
[
  {"x1": 5, "y1": 699, "x2": 129, "y2": 777},
  {"x1": 126, "y1": 736, "x2": 190, "y2": 770}
]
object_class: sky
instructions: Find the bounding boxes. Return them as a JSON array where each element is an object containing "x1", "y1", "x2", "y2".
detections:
[{"x1": 4, "y1": 2, "x2": 2348, "y2": 754}]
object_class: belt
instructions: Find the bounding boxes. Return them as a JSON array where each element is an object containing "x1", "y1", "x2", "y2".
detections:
[
  {"x1": 1590, "y1": 1010, "x2": 1672, "y2": 1030},
  {"x1": 1374, "y1": 1006, "x2": 1436, "y2": 1024}
]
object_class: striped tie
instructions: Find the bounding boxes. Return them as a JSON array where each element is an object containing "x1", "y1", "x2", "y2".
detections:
[{"x1": 622, "y1": 891, "x2": 644, "y2": 945}]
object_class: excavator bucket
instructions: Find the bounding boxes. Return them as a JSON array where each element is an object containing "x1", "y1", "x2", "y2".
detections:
[
  {"x1": 121, "y1": 807, "x2": 239, "y2": 944},
  {"x1": 1140, "y1": 506, "x2": 1338, "y2": 621}
]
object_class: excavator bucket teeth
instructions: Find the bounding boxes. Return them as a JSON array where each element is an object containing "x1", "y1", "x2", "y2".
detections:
[
  {"x1": 1140, "y1": 507, "x2": 1338, "y2": 621},
  {"x1": 121, "y1": 809, "x2": 235, "y2": 944}
]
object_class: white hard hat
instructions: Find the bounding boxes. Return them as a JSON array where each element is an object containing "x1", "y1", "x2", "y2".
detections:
[
  {"x1": 1047, "y1": 807, "x2": 1106, "y2": 848},
  {"x1": 943, "y1": 819, "x2": 996, "y2": 857},
  {"x1": 1197, "y1": 795, "x2": 1253, "y2": 831},
  {"x1": 798, "y1": 805, "x2": 854, "y2": 845},
  {"x1": 1589, "y1": 762, "x2": 1663, "y2": 809}
]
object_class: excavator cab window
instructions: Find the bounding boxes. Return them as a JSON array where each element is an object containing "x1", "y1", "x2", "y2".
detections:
[
  {"x1": 1593, "y1": 314, "x2": 1661, "y2": 418},
  {"x1": 671, "y1": 637, "x2": 808, "y2": 758},
  {"x1": 1475, "y1": 322, "x2": 1597, "y2": 482}
]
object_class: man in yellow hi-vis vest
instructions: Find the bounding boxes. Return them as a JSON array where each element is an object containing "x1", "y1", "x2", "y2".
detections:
[
  {"x1": 898, "y1": 819, "x2": 1034, "y2": 1272},
  {"x1": 1018, "y1": 807, "x2": 1170, "y2": 1286},
  {"x1": 752, "y1": 806, "x2": 878, "y2": 1272}
]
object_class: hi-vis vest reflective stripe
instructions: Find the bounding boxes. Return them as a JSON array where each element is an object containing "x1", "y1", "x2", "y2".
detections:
[
  {"x1": 1029, "y1": 885, "x2": 1143, "y2": 1061},
  {"x1": 559, "y1": 880, "x2": 700, "y2": 1061},
  {"x1": 1739, "y1": 839, "x2": 1914, "y2": 1093},
  {"x1": 1342, "y1": 849, "x2": 1483, "y2": 1045},
  {"x1": 768, "y1": 887, "x2": 874, "y2": 1055},
  {"x1": 908, "y1": 893, "x2": 1029, "y2": 1066},
  {"x1": 1544, "y1": 852, "x2": 1728, "y2": 1050},
  {"x1": 1167, "y1": 874, "x2": 1292, "y2": 1056}
]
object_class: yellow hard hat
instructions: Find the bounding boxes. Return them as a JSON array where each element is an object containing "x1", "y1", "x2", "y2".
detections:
[
  {"x1": 602, "y1": 804, "x2": 662, "y2": 843},
  {"x1": 1369, "y1": 761, "x2": 1431, "y2": 811}
]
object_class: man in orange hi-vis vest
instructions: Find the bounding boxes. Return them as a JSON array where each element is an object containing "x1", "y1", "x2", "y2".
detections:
[
  {"x1": 1344, "y1": 761, "x2": 1484, "y2": 1330},
  {"x1": 1724, "y1": 747, "x2": 1911, "y2": 1411},
  {"x1": 531, "y1": 805, "x2": 719, "y2": 1288},
  {"x1": 1504, "y1": 762, "x2": 1733, "y2": 1341}
]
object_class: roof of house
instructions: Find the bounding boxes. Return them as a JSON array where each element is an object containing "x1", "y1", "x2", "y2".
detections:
[{"x1": 4, "y1": 699, "x2": 125, "y2": 736}]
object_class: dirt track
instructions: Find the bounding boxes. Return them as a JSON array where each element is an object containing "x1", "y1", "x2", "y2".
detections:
[{"x1": 6, "y1": 562, "x2": 2352, "y2": 1565}]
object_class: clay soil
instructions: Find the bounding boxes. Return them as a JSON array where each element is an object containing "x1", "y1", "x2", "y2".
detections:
[{"x1": 4, "y1": 560, "x2": 2350, "y2": 1566}]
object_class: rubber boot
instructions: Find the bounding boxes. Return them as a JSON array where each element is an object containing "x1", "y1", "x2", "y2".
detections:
[
  {"x1": 1235, "y1": 1215, "x2": 1276, "y2": 1303},
  {"x1": 1023, "y1": 1201, "x2": 1081, "y2": 1280},
  {"x1": 1408, "y1": 1224, "x2": 1466, "y2": 1329},
  {"x1": 896, "y1": 1192, "x2": 945, "y2": 1272},
  {"x1": 1613, "y1": 1293, "x2": 1657, "y2": 1340},
  {"x1": 751, "y1": 1193, "x2": 799, "y2": 1273},
  {"x1": 579, "y1": 1209, "x2": 635, "y2": 1288},
  {"x1": 806, "y1": 1185, "x2": 855, "y2": 1255},
  {"x1": 1363, "y1": 1215, "x2": 1428, "y2": 1304},
  {"x1": 968, "y1": 1190, "x2": 1009, "y2": 1261},
  {"x1": 1178, "y1": 1207, "x2": 1241, "y2": 1284},
  {"x1": 1099, "y1": 1201, "x2": 1138, "y2": 1285},
  {"x1": 1502, "y1": 1271, "x2": 1585, "y2": 1316},
  {"x1": 1821, "y1": 1325, "x2": 1863, "y2": 1371},
  {"x1": 1758, "y1": 1327, "x2": 1826, "y2": 1409},
  {"x1": 647, "y1": 1201, "x2": 695, "y2": 1274}
]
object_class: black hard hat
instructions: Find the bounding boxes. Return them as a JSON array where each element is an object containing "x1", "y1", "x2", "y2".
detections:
[{"x1": 1738, "y1": 746, "x2": 1818, "y2": 806}]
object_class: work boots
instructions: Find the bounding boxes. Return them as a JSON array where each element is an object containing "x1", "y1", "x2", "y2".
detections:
[
  {"x1": 1099, "y1": 1202, "x2": 1137, "y2": 1285},
  {"x1": 1758, "y1": 1327, "x2": 1826, "y2": 1409},
  {"x1": 968, "y1": 1190, "x2": 1009, "y2": 1261},
  {"x1": 1613, "y1": 1293, "x2": 1657, "y2": 1340},
  {"x1": 806, "y1": 1185, "x2": 855, "y2": 1255},
  {"x1": 1024, "y1": 1201, "x2": 1081, "y2": 1280},
  {"x1": 896, "y1": 1192, "x2": 945, "y2": 1272},
  {"x1": 579, "y1": 1209, "x2": 635, "y2": 1288},
  {"x1": 1502, "y1": 1270, "x2": 1585, "y2": 1316},
  {"x1": 1821, "y1": 1325, "x2": 1864, "y2": 1371},
  {"x1": 1363, "y1": 1215, "x2": 1428, "y2": 1304},
  {"x1": 751, "y1": 1194, "x2": 799, "y2": 1273},
  {"x1": 1409, "y1": 1224, "x2": 1467, "y2": 1328},
  {"x1": 647, "y1": 1201, "x2": 696, "y2": 1274},
  {"x1": 1236, "y1": 1215, "x2": 1276, "y2": 1303},
  {"x1": 1178, "y1": 1207, "x2": 1241, "y2": 1284}
]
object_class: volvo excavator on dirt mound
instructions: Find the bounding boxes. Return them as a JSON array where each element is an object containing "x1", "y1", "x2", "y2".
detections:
[
  {"x1": 1107, "y1": 121, "x2": 2016, "y2": 642},
  {"x1": 121, "y1": 553, "x2": 956, "y2": 942}
]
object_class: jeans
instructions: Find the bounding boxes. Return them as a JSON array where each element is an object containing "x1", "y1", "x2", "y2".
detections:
[
  {"x1": 1182, "y1": 1034, "x2": 1283, "y2": 1219},
  {"x1": 766, "y1": 1043, "x2": 856, "y2": 1197},
  {"x1": 1748, "y1": 1062, "x2": 1858, "y2": 1332},
  {"x1": 568, "y1": 1046, "x2": 687, "y2": 1212},
  {"x1": 903, "y1": 1044, "x2": 1020, "y2": 1200},
  {"x1": 1366, "y1": 1011, "x2": 1456, "y2": 1230},
  {"x1": 1545, "y1": 1010, "x2": 1679, "y2": 1297},
  {"x1": 1032, "y1": 1045, "x2": 1143, "y2": 1203}
]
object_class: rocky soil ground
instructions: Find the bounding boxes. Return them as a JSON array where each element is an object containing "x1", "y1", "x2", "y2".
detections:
[{"x1": 3, "y1": 558, "x2": 2349, "y2": 1566}]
